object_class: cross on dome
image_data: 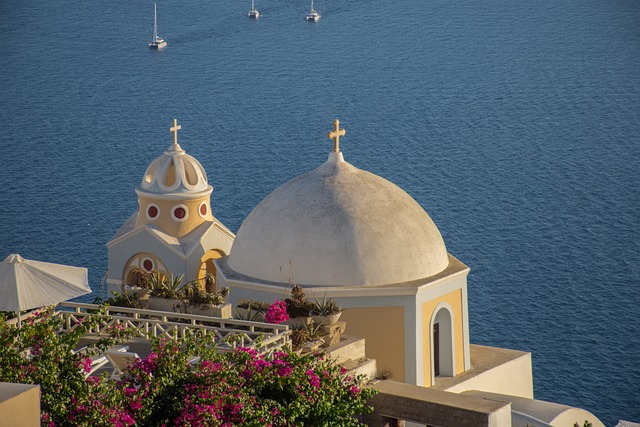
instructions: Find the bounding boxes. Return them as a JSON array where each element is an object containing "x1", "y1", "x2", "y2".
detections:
[
  {"x1": 170, "y1": 119, "x2": 182, "y2": 145},
  {"x1": 327, "y1": 119, "x2": 346, "y2": 153}
]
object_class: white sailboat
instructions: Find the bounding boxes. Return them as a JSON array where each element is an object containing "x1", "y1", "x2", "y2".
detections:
[
  {"x1": 305, "y1": 0, "x2": 320, "y2": 21},
  {"x1": 248, "y1": 0, "x2": 260, "y2": 19},
  {"x1": 148, "y1": 3, "x2": 167, "y2": 49}
]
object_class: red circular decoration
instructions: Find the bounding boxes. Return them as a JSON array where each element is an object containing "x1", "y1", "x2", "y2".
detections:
[
  {"x1": 148, "y1": 205, "x2": 159, "y2": 218},
  {"x1": 143, "y1": 259, "x2": 153, "y2": 271},
  {"x1": 174, "y1": 207, "x2": 186, "y2": 219},
  {"x1": 200, "y1": 203, "x2": 207, "y2": 216}
]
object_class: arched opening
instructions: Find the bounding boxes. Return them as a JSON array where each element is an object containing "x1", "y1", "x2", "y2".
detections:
[
  {"x1": 123, "y1": 253, "x2": 168, "y2": 288},
  {"x1": 197, "y1": 249, "x2": 226, "y2": 292},
  {"x1": 431, "y1": 305, "x2": 454, "y2": 379},
  {"x1": 164, "y1": 159, "x2": 176, "y2": 187}
]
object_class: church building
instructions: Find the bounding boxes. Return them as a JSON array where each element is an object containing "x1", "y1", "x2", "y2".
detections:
[
  {"x1": 216, "y1": 119, "x2": 470, "y2": 386},
  {"x1": 106, "y1": 120, "x2": 234, "y2": 290},
  {"x1": 106, "y1": 119, "x2": 605, "y2": 426}
]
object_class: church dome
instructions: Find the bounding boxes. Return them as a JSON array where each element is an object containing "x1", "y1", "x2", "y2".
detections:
[
  {"x1": 137, "y1": 140, "x2": 211, "y2": 197},
  {"x1": 228, "y1": 151, "x2": 449, "y2": 287}
]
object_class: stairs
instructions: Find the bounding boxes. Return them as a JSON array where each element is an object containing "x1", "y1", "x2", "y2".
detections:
[{"x1": 325, "y1": 334, "x2": 377, "y2": 382}]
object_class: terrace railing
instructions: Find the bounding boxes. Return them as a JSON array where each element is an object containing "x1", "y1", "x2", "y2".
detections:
[{"x1": 55, "y1": 302, "x2": 291, "y2": 357}]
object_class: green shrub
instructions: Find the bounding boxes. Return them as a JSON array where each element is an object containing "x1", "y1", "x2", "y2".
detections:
[{"x1": 0, "y1": 306, "x2": 376, "y2": 426}]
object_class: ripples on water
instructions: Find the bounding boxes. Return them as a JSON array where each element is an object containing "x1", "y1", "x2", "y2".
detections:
[{"x1": 1, "y1": 0, "x2": 639, "y2": 424}]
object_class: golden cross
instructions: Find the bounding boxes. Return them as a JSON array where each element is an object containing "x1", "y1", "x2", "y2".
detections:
[
  {"x1": 170, "y1": 119, "x2": 182, "y2": 145},
  {"x1": 327, "y1": 119, "x2": 346, "y2": 153}
]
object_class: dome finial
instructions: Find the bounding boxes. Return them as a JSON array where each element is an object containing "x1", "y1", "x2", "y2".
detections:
[
  {"x1": 170, "y1": 119, "x2": 182, "y2": 146},
  {"x1": 327, "y1": 119, "x2": 346, "y2": 153}
]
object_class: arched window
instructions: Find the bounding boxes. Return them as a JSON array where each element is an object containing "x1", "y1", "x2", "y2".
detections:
[
  {"x1": 123, "y1": 253, "x2": 168, "y2": 287},
  {"x1": 431, "y1": 304, "x2": 455, "y2": 380}
]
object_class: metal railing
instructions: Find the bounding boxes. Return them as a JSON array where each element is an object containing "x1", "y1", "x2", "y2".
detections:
[{"x1": 55, "y1": 302, "x2": 291, "y2": 356}]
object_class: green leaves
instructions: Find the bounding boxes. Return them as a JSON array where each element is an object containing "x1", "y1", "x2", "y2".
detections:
[
  {"x1": 0, "y1": 306, "x2": 138, "y2": 427},
  {"x1": 0, "y1": 307, "x2": 375, "y2": 426},
  {"x1": 148, "y1": 272, "x2": 186, "y2": 300},
  {"x1": 310, "y1": 295, "x2": 342, "y2": 316}
]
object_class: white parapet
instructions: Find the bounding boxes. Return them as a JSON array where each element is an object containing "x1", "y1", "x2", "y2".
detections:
[{"x1": 432, "y1": 344, "x2": 534, "y2": 399}]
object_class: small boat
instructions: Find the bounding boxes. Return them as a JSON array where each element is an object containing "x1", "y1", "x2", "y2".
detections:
[
  {"x1": 305, "y1": 0, "x2": 320, "y2": 21},
  {"x1": 148, "y1": 3, "x2": 167, "y2": 49},
  {"x1": 248, "y1": 0, "x2": 260, "y2": 19}
]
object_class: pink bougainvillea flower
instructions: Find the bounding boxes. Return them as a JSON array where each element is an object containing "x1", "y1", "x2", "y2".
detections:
[{"x1": 265, "y1": 300, "x2": 289, "y2": 324}]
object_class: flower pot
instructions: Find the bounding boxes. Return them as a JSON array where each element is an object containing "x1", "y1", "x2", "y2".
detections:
[
  {"x1": 188, "y1": 303, "x2": 232, "y2": 319},
  {"x1": 148, "y1": 297, "x2": 185, "y2": 313},
  {"x1": 312, "y1": 312, "x2": 342, "y2": 326},
  {"x1": 124, "y1": 286, "x2": 151, "y2": 301},
  {"x1": 235, "y1": 307, "x2": 249, "y2": 318},
  {"x1": 284, "y1": 316, "x2": 312, "y2": 328},
  {"x1": 301, "y1": 339, "x2": 324, "y2": 352},
  {"x1": 235, "y1": 307, "x2": 265, "y2": 322}
]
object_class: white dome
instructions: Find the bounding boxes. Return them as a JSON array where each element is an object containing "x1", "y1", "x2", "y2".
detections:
[
  {"x1": 137, "y1": 142, "x2": 211, "y2": 196},
  {"x1": 228, "y1": 152, "x2": 449, "y2": 287}
]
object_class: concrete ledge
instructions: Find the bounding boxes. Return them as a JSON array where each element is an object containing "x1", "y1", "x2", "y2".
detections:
[
  {"x1": 343, "y1": 357, "x2": 377, "y2": 381},
  {"x1": 0, "y1": 382, "x2": 40, "y2": 427},
  {"x1": 326, "y1": 334, "x2": 366, "y2": 364},
  {"x1": 364, "y1": 380, "x2": 512, "y2": 427},
  {"x1": 432, "y1": 344, "x2": 534, "y2": 399}
]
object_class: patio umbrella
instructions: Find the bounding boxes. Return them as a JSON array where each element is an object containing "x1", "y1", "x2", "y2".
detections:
[{"x1": 0, "y1": 254, "x2": 91, "y2": 326}]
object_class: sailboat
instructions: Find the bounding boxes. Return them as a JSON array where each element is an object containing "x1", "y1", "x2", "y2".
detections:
[
  {"x1": 148, "y1": 3, "x2": 167, "y2": 49},
  {"x1": 305, "y1": 0, "x2": 320, "y2": 21},
  {"x1": 248, "y1": 0, "x2": 260, "y2": 19}
]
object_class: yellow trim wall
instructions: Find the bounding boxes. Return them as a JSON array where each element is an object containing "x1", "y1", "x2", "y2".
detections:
[
  {"x1": 197, "y1": 249, "x2": 226, "y2": 288},
  {"x1": 421, "y1": 289, "x2": 464, "y2": 387},
  {"x1": 341, "y1": 306, "x2": 405, "y2": 382},
  {"x1": 136, "y1": 195, "x2": 213, "y2": 237}
]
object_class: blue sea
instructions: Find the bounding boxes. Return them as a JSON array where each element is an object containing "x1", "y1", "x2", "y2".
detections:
[{"x1": 0, "y1": 0, "x2": 638, "y2": 424}]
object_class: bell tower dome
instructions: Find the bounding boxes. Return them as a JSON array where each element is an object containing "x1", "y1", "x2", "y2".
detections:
[{"x1": 134, "y1": 119, "x2": 213, "y2": 238}]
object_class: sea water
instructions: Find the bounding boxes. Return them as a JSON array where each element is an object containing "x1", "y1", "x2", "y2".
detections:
[{"x1": 0, "y1": 0, "x2": 638, "y2": 424}]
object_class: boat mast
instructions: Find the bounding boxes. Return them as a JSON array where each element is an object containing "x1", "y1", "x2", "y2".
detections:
[
  {"x1": 251, "y1": 0, "x2": 255, "y2": 11},
  {"x1": 153, "y1": 3, "x2": 158, "y2": 41},
  {"x1": 310, "y1": 0, "x2": 314, "y2": 12}
]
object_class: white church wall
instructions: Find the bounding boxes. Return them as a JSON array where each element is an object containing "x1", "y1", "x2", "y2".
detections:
[
  {"x1": 107, "y1": 230, "x2": 189, "y2": 293},
  {"x1": 448, "y1": 351, "x2": 534, "y2": 398},
  {"x1": 108, "y1": 220, "x2": 234, "y2": 295}
]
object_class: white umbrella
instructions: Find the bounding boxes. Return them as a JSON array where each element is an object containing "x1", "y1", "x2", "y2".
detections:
[{"x1": 0, "y1": 254, "x2": 91, "y2": 325}]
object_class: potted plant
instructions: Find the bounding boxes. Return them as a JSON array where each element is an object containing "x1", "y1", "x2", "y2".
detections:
[
  {"x1": 311, "y1": 295, "x2": 342, "y2": 325},
  {"x1": 123, "y1": 268, "x2": 152, "y2": 301},
  {"x1": 291, "y1": 321, "x2": 327, "y2": 353},
  {"x1": 147, "y1": 273, "x2": 187, "y2": 312},
  {"x1": 235, "y1": 299, "x2": 271, "y2": 321},
  {"x1": 284, "y1": 285, "x2": 313, "y2": 327},
  {"x1": 182, "y1": 281, "x2": 232, "y2": 319},
  {"x1": 93, "y1": 291, "x2": 143, "y2": 310}
]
